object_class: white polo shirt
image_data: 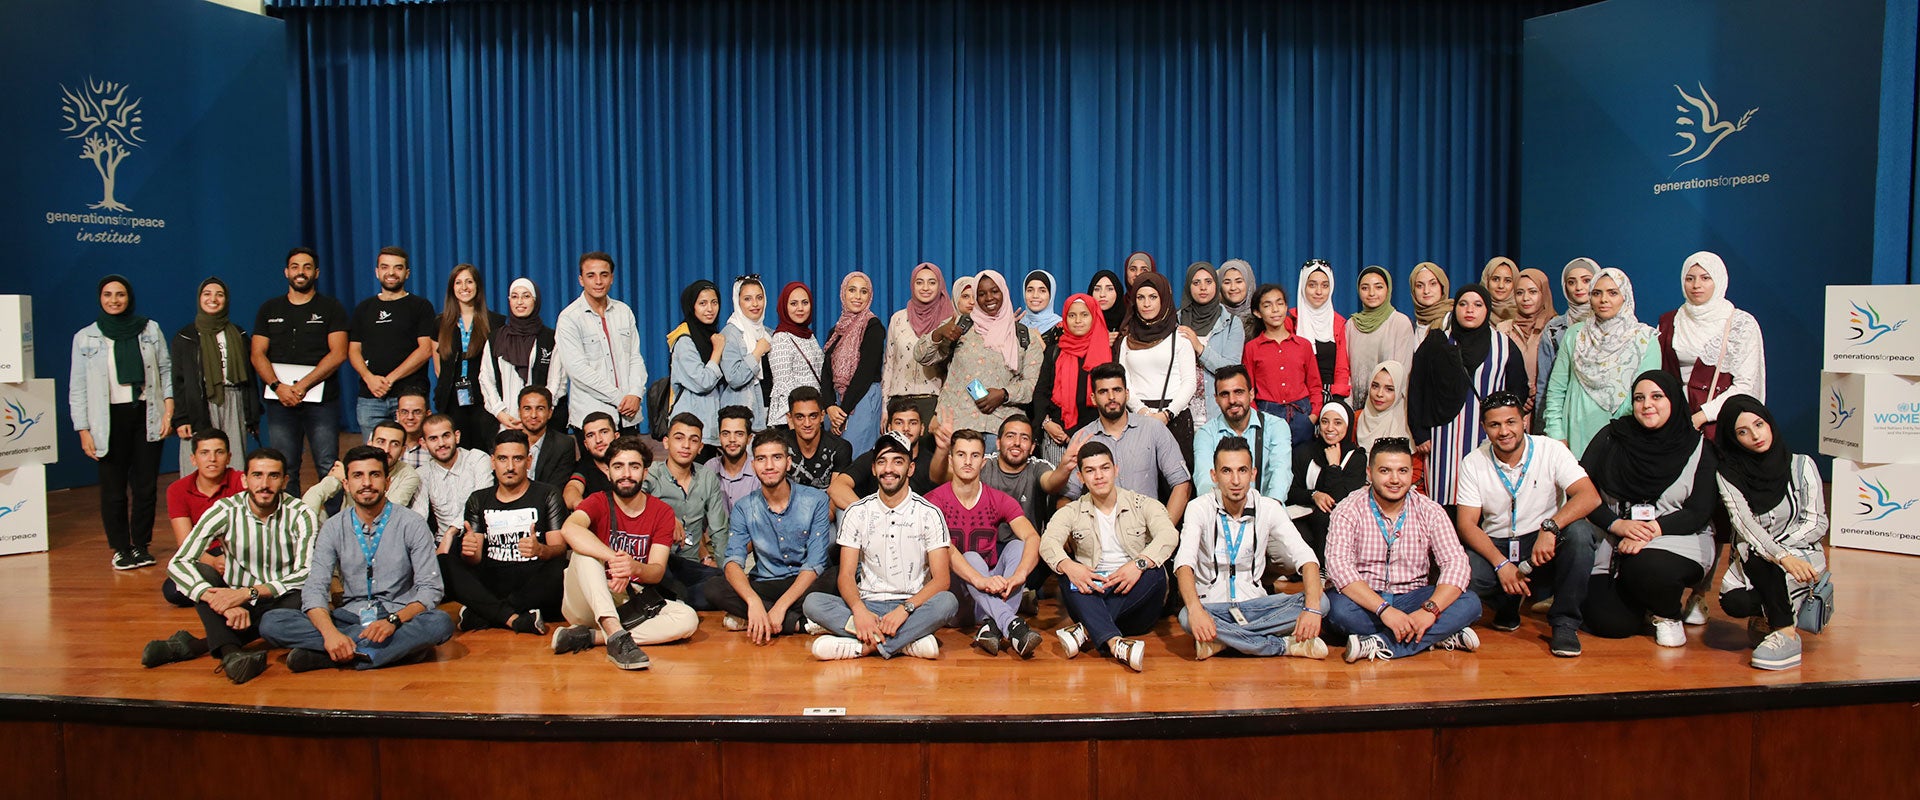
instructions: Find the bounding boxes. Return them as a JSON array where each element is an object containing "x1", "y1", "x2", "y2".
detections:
[
  {"x1": 1455, "y1": 435, "x2": 1588, "y2": 539},
  {"x1": 837, "y1": 491, "x2": 950, "y2": 602}
]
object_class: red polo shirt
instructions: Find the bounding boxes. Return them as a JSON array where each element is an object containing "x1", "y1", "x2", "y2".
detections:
[{"x1": 166, "y1": 469, "x2": 245, "y2": 524}]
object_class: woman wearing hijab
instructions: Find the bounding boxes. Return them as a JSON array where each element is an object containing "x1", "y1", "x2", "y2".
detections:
[
  {"x1": 170, "y1": 277, "x2": 259, "y2": 474},
  {"x1": 718, "y1": 275, "x2": 772, "y2": 428},
  {"x1": 1497, "y1": 268, "x2": 1557, "y2": 423},
  {"x1": 1287, "y1": 398, "x2": 1368, "y2": 560},
  {"x1": 1536, "y1": 258, "x2": 1598, "y2": 420},
  {"x1": 953, "y1": 275, "x2": 978, "y2": 316},
  {"x1": 1217, "y1": 259, "x2": 1255, "y2": 321},
  {"x1": 1345, "y1": 266, "x2": 1416, "y2": 400},
  {"x1": 1287, "y1": 260, "x2": 1352, "y2": 406},
  {"x1": 1178, "y1": 261, "x2": 1245, "y2": 427},
  {"x1": 666, "y1": 280, "x2": 730, "y2": 447},
  {"x1": 1407, "y1": 262, "x2": 1454, "y2": 346},
  {"x1": 822, "y1": 272, "x2": 887, "y2": 450},
  {"x1": 434, "y1": 265, "x2": 506, "y2": 451},
  {"x1": 1021, "y1": 270, "x2": 1063, "y2": 342},
  {"x1": 480, "y1": 278, "x2": 566, "y2": 433},
  {"x1": 1117, "y1": 270, "x2": 1198, "y2": 462},
  {"x1": 1087, "y1": 270, "x2": 1126, "y2": 346},
  {"x1": 1407, "y1": 284, "x2": 1529, "y2": 506},
  {"x1": 765, "y1": 281, "x2": 825, "y2": 427},
  {"x1": 1579, "y1": 370, "x2": 1719, "y2": 647},
  {"x1": 1355, "y1": 360, "x2": 1425, "y2": 489},
  {"x1": 1712, "y1": 395, "x2": 1827, "y2": 670},
  {"x1": 72, "y1": 275, "x2": 173, "y2": 570},
  {"x1": 1541, "y1": 268, "x2": 1662, "y2": 458},
  {"x1": 1033, "y1": 293, "x2": 1113, "y2": 459},
  {"x1": 1658, "y1": 251, "x2": 1766, "y2": 439},
  {"x1": 1123, "y1": 250, "x2": 1157, "y2": 289},
  {"x1": 1481, "y1": 257, "x2": 1521, "y2": 325},
  {"x1": 880, "y1": 263, "x2": 953, "y2": 429},
  {"x1": 1243, "y1": 283, "x2": 1321, "y2": 446},
  {"x1": 916, "y1": 270, "x2": 1042, "y2": 452}
]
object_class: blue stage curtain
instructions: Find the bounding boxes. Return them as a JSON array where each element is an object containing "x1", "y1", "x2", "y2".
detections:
[{"x1": 269, "y1": 0, "x2": 1584, "y2": 383}]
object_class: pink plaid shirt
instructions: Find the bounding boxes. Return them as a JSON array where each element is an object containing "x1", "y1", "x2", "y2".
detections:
[{"x1": 1324, "y1": 488, "x2": 1469, "y2": 595}]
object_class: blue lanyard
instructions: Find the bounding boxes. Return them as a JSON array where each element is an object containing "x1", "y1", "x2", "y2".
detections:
[
  {"x1": 353, "y1": 502, "x2": 394, "y2": 603},
  {"x1": 1368, "y1": 494, "x2": 1405, "y2": 549},
  {"x1": 1217, "y1": 507, "x2": 1252, "y2": 604},
  {"x1": 1493, "y1": 438, "x2": 1534, "y2": 534},
  {"x1": 457, "y1": 318, "x2": 472, "y2": 378}
]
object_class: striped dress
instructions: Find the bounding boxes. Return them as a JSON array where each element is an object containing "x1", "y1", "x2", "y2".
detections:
[{"x1": 1423, "y1": 329, "x2": 1527, "y2": 504}]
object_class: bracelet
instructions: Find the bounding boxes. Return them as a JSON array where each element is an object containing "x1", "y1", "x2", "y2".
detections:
[
  {"x1": 1375, "y1": 600, "x2": 1392, "y2": 615},
  {"x1": 1494, "y1": 558, "x2": 1513, "y2": 572},
  {"x1": 1302, "y1": 607, "x2": 1323, "y2": 616}
]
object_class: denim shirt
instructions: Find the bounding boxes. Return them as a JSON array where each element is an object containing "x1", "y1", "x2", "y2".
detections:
[
  {"x1": 725, "y1": 481, "x2": 834, "y2": 580},
  {"x1": 69, "y1": 320, "x2": 173, "y2": 454}
]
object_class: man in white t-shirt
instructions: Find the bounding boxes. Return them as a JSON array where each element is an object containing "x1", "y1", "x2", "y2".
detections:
[
  {"x1": 801, "y1": 433, "x2": 958, "y2": 660},
  {"x1": 1454, "y1": 392, "x2": 1602, "y2": 658}
]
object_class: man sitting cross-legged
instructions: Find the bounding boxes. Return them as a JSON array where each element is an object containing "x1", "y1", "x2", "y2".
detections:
[{"x1": 443, "y1": 430, "x2": 570, "y2": 636}]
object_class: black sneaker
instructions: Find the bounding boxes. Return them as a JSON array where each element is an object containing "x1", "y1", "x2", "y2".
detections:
[
  {"x1": 140, "y1": 630, "x2": 204, "y2": 668},
  {"x1": 605, "y1": 630, "x2": 650, "y2": 670},
  {"x1": 216, "y1": 649, "x2": 268, "y2": 685},
  {"x1": 286, "y1": 648, "x2": 335, "y2": 673},
  {"x1": 972, "y1": 621, "x2": 1003, "y2": 656},
  {"x1": 1492, "y1": 598, "x2": 1522, "y2": 632},
  {"x1": 1006, "y1": 618, "x2": 1043, "y2": 660},
  {"x1": 1550, "y1": 626, "x2": 1583, "y2": 658},
  {"x1": 551, "y1": 625, "x2": 596, "y2": 655},
  {"x1": 130, "y1": 546, "x2": 158, "y2": 567},
  {"x1": 111, "y1": 550, "x2": 139, "y2": 571},
  {"x1": 510, "y1": 609, "x2": 547, "y2": 635},
  {"x1": 457, "y1": 606, "x2": 491, "y2": 633}
]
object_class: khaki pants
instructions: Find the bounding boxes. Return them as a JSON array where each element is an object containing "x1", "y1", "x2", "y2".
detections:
[{"x1": 561, "y1": 552, "x2": 699, "y2": 645}]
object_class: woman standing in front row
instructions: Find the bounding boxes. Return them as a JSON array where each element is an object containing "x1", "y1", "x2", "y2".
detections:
[
  {"x1": 881, "y1": 263, "x2": 954, "y2": 428},
  {"x1": 1658, "y1": 251, "x2": 1765, "y2": 441},
  {"x1": 1117, "y1": 271, "x2": 1197, "y2": 462},
  {"x1": 667, "y1": 280, "x2": 733, "y2": 449},
  {"x1": 1407, "y1": 284, "x2": 1528, "y2": 507},
  {"x1": 1243, "y1": 283, "x2": 1320, "y2": 446},
  {"x1": 719, "y1": 275, "x2": 772, "y2": 428},
  {"x1": 918, "y1": 270, "x2": 1042, "y2": 452},
  {"x1": 1713, "y1": 395, "x2": 1826, "y2": 670},
  {"x1": 72, "y1": 275, "x2": 173, "y2": 570},
  {"x1": 764, "y1": 281, "x2": 824, "y2": 428},
  {"x1": 822, "y1": 272, "x2": 886, "y2": 450},
  {"x1": 434, "y1": 264, "x2": 504, "y2": 451},
  {"x1": 480, "y1": 278, "x2": 566, "y2": 435},
  {"x1": 1541, "y1": 268, "x2": 1661, "y2": 459},
  {"x1": 171, "y1": 277, "x2": 258, "y2": 474}
]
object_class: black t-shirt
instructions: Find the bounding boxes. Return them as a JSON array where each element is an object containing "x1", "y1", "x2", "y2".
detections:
[
  {"x1": 570, "y1": 461, "x2": 614, "y2": 496},
  {"x1": 789, "y1": 432, "x2": 852, "y2": 491},
  {"x1": 460, "y1": 481, "x2": 567, "y2": 564},
  {"x1": 254, "y1": 294, "x2": 350, "y2": 382},
  {"x1": 846, "y1": 435, "x2": 939, "y2": 498},
  {"x1": 348, "y1": 294, "x2": 439, "y2": 397},
  {"x1": 980, "y1": 456, "x2": 1056, "y2": 542}
]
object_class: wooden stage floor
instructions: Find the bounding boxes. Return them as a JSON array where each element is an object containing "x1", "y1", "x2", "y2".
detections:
[{"x1": 4, "y1": 470, "x2": 1919, "y2": 740}]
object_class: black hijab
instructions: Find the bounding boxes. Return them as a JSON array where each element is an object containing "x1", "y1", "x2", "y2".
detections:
[
  {"x1": 1088, "y1": 270, "x2": 1127, "y2": 331},
  {"x1": 679, "y1": 280, "x2": 721, "y2": 362},
  {"x1": 1600, "y1": 370, "x2": 1701, "y2": 503},
  {"x1": 1407, "y1": 284, "x2": 1494, "y2": 429},
  {"x1": 1714, "y1": 394, "x2": 1791, "y2": 513},
  {"x1": 95, "y1": 275, "x2": 149, "y2": 388}
]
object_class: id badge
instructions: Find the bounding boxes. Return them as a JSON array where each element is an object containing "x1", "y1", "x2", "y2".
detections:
[
  {"x1": 456, "y1": 386, "x2": 474, "y2": 406},
  {"x1": 1229, "y1": 606, "x2": 1249, "y2": 626},
  {"x1": 359, "y1": 605, "x2": 380, "y2": 626},
  {"x1": 1507, "y1": 538, "x2": 1521, "y2": 561},
  {"x1": 1630, "y1": 504, "x2": 1657, "y2": 522}
]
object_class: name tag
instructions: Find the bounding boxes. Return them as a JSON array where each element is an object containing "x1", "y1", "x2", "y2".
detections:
[{"x1": 1630, "y1": 504, "x2": 1657, "y2": 522}]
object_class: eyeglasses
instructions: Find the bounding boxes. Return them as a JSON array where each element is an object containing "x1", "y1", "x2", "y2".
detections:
[{"x1": 1479, "y1": 392, "x2": 1524, "y2": 413}]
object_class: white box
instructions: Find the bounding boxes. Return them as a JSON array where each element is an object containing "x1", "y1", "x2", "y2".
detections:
[
  {"x1": 1832, "y1": 459, "x2": 1920, "y2": 557},
  {"x1": 1818, "y1": 372, "x2": 1920, "y2": 464},
  {"x1": 0, "y1": 464, "x2": 48, "y2": 557},
  {"x1": 0, "y1": 295, "x2": 33, "y2": 383},
  {"x1": 1825, "y1": 285, "x2": 1920, "y2": 373},
  {"x1": 0, "y1": 379, "x2": 59, "y2": 470}
]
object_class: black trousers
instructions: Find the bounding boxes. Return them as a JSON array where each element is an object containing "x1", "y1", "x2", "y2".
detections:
[
  {"x1": 195, "y1": 588, "x2": 305, "y2": 655},
  {"x1": 162, "y1": 561, "x2": 223, "y2": 608},
  {"x1": 1582, "y1": 549, "x2": 1704, "y2": 639},
  {"x1": 699, "y1": 574, "x2": 834, "y2": 634},
  {"x1": 1718, "y1": 554, "x2": 1796, "y2": 629},
  {"x1": 98, "y1": 402, "x2": 163, "y2": 553},
  {"x1": 440, "y1": 554, "x2": 566, "y2": 625}
]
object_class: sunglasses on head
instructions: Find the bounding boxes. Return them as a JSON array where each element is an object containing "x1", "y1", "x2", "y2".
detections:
[{"x1": 1479, "y1": 392, "x2": 1524, "y2": 413}]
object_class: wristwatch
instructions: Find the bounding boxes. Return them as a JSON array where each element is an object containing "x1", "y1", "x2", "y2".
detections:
[
  {"x1": 899, "y1": 601, "x2": 918, "y2": 615},
  {"x1": 1540, "y1": 519, "x2": 1562, "y2": 535},
  {"x1": 1134, "y1": 557, "x2": 1152, "y2": 571},
  {"x1": 247, "y1": 586, "x2": 259, "y2": 601},
  {"x1": 1422, "y1": 600, "x2": 1440, "y2": 614},
  {"x1": 385, "y1": 612, "x2": 402, "y2": 626},
  {"x1": 268, "y1": 380, "x2": 281, "y2": 391}
]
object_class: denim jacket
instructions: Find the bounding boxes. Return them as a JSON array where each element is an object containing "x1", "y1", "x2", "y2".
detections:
[{"x1": 69, "y1": 320, "x2": 173, "y2": 455}]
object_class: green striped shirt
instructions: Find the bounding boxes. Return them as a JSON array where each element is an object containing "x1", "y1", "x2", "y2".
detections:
[{"x1": 166, "y1": 492, "x2": 320, "y2": 602}]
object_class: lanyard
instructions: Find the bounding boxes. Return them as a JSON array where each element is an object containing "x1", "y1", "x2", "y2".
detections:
[
  {"x1": 353, "y1": 502, "x2": 395, "y2": 603},
  {"x1": 457, "y1": 318, "x2": 472, "y2": 378},
  {"x1": 1493, "y1": 438, "x2": 1534, "y2": 538},
  {"x1": 1217, "y1": 507, "x2": 1252, "y2": 604},
  {"x1": 1368, "y1": 493, "x2": 1405, "y2": 550}
]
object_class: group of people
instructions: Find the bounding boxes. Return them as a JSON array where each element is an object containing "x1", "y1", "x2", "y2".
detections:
[{"x1": 74, "y1": 247, "x2": 1826, "y2": 685}]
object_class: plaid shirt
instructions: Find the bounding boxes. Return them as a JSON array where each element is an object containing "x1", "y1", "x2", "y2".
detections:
[{"x1": 1323, "y1": 487, "x2": 1468, "y2": 595}]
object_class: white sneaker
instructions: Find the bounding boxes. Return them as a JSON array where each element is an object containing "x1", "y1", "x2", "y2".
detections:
[
  {"x1": 901, "y1": 635, "x2": 940, "y2": 660},
  {"x1": 1683, "y1": 596, "x2": 1709, "y2": 626},
  {"x1": 810, "y1": 635, "x2": 870, "y2": 661},
  {"x1": 1056, "y1": 623, "x2": 1089, "y2": 659},
  {"x1": 803, "y1": 620, "x2": 828, "y2": 636},
  {"x1": 722, "y1": 614, "x2": 747, "y2": 631},
  {"x1": 1436, "y1": 627, "x2": 1480, "y2": 653},
  {"x1": 1194, "y1": 638, "x2": 1225, "y2": 661},
  {"x1": 1281, "y1": 634, "x2": 1329, "y2": 660},
  {"x1": 1112, "y1": 638, "x2": 1145, "y2": 672},
  {"x1": 1651, "y1": 616, "x2": 1687, "y2": 647},
  {"x1": 1343, "y1": 634, "x2": 1392, "y2": 663}
]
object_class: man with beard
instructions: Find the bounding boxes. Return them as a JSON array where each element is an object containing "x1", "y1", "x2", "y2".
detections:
[
  {"x1": 417, "y1": 413, "x2": 495, "y2": 546},
  {"x1": 394, "y1": 389, "x2": 432, "y2": 470},
  {"x1": 803, "y1": 432, "x2": 957, "y2": 660},
  {"x1": 645, "y1": 413, "x2": 730, "y2": 610},
  {"x1": 701, "y1": 429, "x2": 836, "y2": 643},
  {"x1": 515, "y1": 386, "x2": 576, "y2": 487},
  {"x1": 141, "y1": 448, "x2": 319, "y2": 684},
  {"x1": 301, "y1": 419, "x2": 428, "y2": 522},
  {"x1": 829, "y1": 397, "x2": 950, "y2": 512},
  {"x1": 1324, "y1": 439, "x2": 1480, "y2": 662},
  {"x1": 549, "y1": 436, "x2": 698, "y2": 670},
  {"x1": 346, "y1": 246, "x2": 437, "y2": 433},
  {"x1": 444, "y1": 430, "x2": 570, "y2": 635},
  {"x1": 1048, "y1": 363, "x2": 1193, "y2": 524},
  {"x1": 783, "y1": 386, "x2": 851, "y2": 493},
  {"x1": 252, "y1": 247, "x2": 350, "y2": 491},
  {"x1": 980, "y1": 414, "x2": 1066, "y2": 615},
  {"x1": 563, "y1": 411, "x2": 619, "y2": 508},
  {"x1": 703, "y1": 405, "x2": 757, "y2": 510},
  {"x1": 160, "y1": 429, "x2": 247, "y2": 608},
  {"x1": 262, "y1": 445, "x2": 454, "y2": 671},
  {"x1": 1041, "y1": 442, "x2": 1178, "y2": 672},
  {"x1": 1192, "y1": 365, "x2": 1292, "y2": 498},
  {"x1": 928, "y1": 429, "x2": 1043, "y2": 657}
]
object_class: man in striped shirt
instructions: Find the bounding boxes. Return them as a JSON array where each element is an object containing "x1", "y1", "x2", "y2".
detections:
[
  {"x1": 140, "y1": 447, "x2": 319, "y2": 685},
  {"x1": 1323, "y1": 438, "x2": 1481, "y2": 663}
]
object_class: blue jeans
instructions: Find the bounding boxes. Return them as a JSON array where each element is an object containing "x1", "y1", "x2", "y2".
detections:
[
  {"x1": 1465, "y1": 519, "x2": 1599, "y2": 631},
  {"x1": 1256, "y1": 398, "x2": 1314, "y2": 446},
  {"x1": 802, "y1": 592, "x2": 958, "y2": 658},
  {"x1": 262, "y1": 396, "x2": 341, "y2": 492},
  {"x1": 1326, "y1": 585, "x2": 1481, "y2": 659},
  {"x1": 1179, "y1": 592, "x2": 1330, "y2": 656},
  {"x1": 355, "y1": 396, "x2": 399, "y2": 434},
  {"x1": 259, "y1": 607, "x2": 454, "y2": 670},
  {"x1": 841, "y1": 390, "x2": 882, "y2": 454},
  {"x1": 958, "y1": 539, "x2": 1026, "y2": 631},
  {"x1": 1060, "y1": 565, "x2": 1168, "y2": 651}
]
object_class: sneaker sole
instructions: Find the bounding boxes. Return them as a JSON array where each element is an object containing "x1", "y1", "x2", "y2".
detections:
[
  {"x1": 1551, "y1": 647, "x2": 1583, "y2": 658},
  {"x1": 1751, "y1": 654, "x2": 1801, "y2": 670},
  {"x1": 112, "y1": 559, "x2": 138, "y2": 571},
  {"x1": 1055, "y1": 630, "x2": 1082, "y2": 659},
  {"x1": 608, "y1": 654, "x2": 651, "y2": 670}
]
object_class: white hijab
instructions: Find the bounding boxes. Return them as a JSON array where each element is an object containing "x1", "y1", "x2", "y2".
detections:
[
  {"x1": 1294, "y1": 260, "x2": 1337, "y2": 342},
  {"x1": 1675, "y1": 251, "x2": 1733, "y2": 356},
  {"x1": 727, "y1": 276, "x2": 769, "y2": 377}
]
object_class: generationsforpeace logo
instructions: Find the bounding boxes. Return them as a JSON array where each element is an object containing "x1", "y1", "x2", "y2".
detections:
[
  {"x1": 0, "y1": 395, "x2": 43, "y2": 444},
  {"x1": 46, "y1": 77, "x2": 167, "y2": 245},
  {"x1": 1847, "y1": 301, "x2": 1907, "y2": 347},
  {"x1": 1827, "y1": 386, "x2": 1856, "y2": 431},
  {"x1": 1858, "y1": 478, "x2": 1919, "y2": 522},
  {"x1": 1651, "y1": 83, "x2": 1767, "y2": 195}
]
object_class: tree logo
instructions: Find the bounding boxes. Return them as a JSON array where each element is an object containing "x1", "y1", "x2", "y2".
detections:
[
  {"x1": 58, "y1": 78, "x2": 146, "y2": 212},
  {"x1": 1669, "y1": 83, "x2": 1754, "y2": 175}
]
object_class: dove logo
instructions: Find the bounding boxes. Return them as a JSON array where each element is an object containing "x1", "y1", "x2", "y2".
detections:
[
  {"x1": 1669, "y1": 83, "x2": 1756, "y2": 175},
  {"x1": 0, "y1": 500, "x2": 25, "y2": 520},
  {"x1": 1857, "y1": 478, "x2": 1919, "y2": 522},
  {"x1": 1846, "y1": 301, "x2": 1907, "y2": 347},
  {"x1": 0, "y1": 395, "x2": 44, "y2": 444},
  {"x1": 1827, "y1": 387, "x2": 1856, "y2": 431}
]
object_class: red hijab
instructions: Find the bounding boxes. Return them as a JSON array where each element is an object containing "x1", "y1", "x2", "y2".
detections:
[
  {"x1": 1051, "y1": 293, "x2": 1113, "y2": 430},
  {"x1": 773, "y1": 281, "x2": 814, "y2": 338}
]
